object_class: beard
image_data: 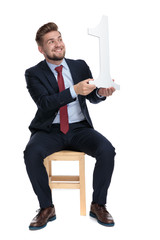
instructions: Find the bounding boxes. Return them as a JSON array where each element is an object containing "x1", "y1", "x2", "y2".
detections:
[{"x1": 46, "y1": 50, "x2": 65, "y2": 62}]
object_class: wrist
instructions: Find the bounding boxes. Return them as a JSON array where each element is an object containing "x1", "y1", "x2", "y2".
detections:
[
  {"x1": 74, "y1": 84, "x2": 79, "y2": 95},
  {"x1": 96, "y1": 89, "x2": 106, "y2": 98},
  {"x1": 97, "y1": 89, "x2": 102, "y2": 97}
]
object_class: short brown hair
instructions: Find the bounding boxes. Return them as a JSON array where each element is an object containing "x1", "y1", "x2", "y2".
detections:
[{"x1": 35, "y1": 22, "x2": 58, "y2": 46}]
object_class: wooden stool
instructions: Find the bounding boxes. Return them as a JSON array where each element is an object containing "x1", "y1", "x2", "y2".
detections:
[{"x1": 44, "y1": 150, "x2": 86, "y2": 216}]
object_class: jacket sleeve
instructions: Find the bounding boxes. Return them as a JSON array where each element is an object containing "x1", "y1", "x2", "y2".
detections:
[{"x1": 25, "y1": 69, "x2": 76, "y2": 113}]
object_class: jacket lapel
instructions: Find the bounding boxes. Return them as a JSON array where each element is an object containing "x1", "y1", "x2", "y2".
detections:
[
  {"x1": 65, "y1": 59, "x2": 80, "y2": 85},
  {"x1": 65, "y1": 59, "x2": 84, "y2": 104},
  {"x1": 40, "y1": 60, "x2": 59, "y2": 92}
]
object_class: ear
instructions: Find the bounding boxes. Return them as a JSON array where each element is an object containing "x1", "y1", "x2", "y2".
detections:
[{"x1": 38, "y1": 45, "x2": 44, "y2": 54}]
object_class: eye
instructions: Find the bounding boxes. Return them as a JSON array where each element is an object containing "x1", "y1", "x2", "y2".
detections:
[{"x1": 48, "y1": 40, "x2": 54, "y2": 45}]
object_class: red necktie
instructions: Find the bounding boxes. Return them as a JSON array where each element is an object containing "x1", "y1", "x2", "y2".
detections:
[{"x1": 55, "y1": 65, "x2": 69, "y2": 134}]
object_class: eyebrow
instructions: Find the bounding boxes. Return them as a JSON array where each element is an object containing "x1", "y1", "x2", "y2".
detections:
[{"x1": 47, "y1": 35, "x2": 62, "y2": 43}]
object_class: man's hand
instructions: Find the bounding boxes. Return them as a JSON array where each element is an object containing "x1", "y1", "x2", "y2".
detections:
[
  {"x1": 98, "y1": 79, "x2": 116, "y2": 97},
  {"x1": 98, "y1": 87, "x2": 115, "y2": 97},
  {"x1": 74, "y1": 79, "x2": 96, "y2": 96}
]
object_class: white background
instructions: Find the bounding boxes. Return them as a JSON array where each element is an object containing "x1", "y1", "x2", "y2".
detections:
[{"x1": 0, "y1": 0, "x2": 160, "y2": 239}]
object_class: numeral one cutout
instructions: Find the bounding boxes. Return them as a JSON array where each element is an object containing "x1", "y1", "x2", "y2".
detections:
[{"x1": 88, "y1": 15, "x2": 120, "y2": 90}]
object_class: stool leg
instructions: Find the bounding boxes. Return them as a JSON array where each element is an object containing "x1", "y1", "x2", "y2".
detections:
[
  {"x1": 44, "y1": 158, "x2": 51, "y2": 188},
  {"x1": 79, "y1": 156, "x2": 86, "y2": 216},
  {"x1": 48, "y1": 160, "x2": 52, "y2": 178},
  {"x1": 44, "y1": 157, "x2": 49, "y2": 175}
]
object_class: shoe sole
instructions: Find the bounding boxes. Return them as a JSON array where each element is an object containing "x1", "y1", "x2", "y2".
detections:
[
  {"x1": 90, "y1": 211, "x2": 114, "y2": 227},
  {"x1": 29, "y1": 215, "x2": 56, "y2": 230}
]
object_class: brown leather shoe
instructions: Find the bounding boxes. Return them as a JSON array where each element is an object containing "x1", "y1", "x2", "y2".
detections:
[
  {"x1": 90, "y1": 203, "x2": 115, "y2": 226},
  {"x1": 29, "y1": 205, "x2": 56, "y2": 230}
]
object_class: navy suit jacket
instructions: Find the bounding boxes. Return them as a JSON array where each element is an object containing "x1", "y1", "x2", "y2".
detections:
[{"x1": 25, "y1": 58, "x2": 106, "y2": 134}]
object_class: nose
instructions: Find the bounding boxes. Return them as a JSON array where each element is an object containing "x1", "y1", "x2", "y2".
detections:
[{"x1": 55, "y1": 40, "x2": 61, "y2": 47}]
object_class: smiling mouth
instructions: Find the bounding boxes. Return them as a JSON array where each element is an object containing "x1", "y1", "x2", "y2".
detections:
[{"x1": 54, "y1": 48, "x2": 63, "y2": 53}]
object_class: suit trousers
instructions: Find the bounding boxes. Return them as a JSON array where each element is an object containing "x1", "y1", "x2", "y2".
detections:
[{"x1": 24, "y1": 121, "x2": 116, "y2": 208}]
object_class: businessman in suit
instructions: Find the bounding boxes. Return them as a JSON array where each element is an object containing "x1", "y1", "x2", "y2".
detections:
[{"x1": 24, "y1": 22, "x2": 116, "y2": 230}]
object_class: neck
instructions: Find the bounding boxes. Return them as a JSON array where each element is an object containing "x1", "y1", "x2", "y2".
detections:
[{"x1": 45, "y1": 57, "x2": 64, "y2": 65}]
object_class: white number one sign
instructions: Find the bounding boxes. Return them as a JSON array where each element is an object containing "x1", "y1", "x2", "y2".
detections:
[{"x1": 88, "y1": 15, "x2": 120, "y2": 90}]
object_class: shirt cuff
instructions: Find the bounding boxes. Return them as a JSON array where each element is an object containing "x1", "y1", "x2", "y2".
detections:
[
  {"x1": 96, "y1": 89, "x2": 105, "y2": 98},
  {"x1": 70, "y1": 86, "x2": 77, "y2": 99}
]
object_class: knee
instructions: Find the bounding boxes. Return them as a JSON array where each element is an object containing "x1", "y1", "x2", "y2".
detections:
[
  {"x1": 24, "y1": 142, "x2": 44, "y2": 167},
  {"x1": 108, "y1": 144, "x2": 116, "y2": 157},
  {"x1": 96, "y1": 140, "x2": 116, "y2": 158}
]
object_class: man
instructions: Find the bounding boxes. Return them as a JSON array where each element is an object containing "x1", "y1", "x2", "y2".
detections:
[{"x1": 24, "y1": 22, "x2": 116, "y2": 230}]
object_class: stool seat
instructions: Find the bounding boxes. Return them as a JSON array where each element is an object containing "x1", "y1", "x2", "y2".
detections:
[{"x1": 44, "y1": 150, "x2": 86, "y2": 216}]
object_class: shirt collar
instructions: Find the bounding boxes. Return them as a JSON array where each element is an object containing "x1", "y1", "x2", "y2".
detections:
[{"x1": 46, "y1": 58, "x2": 68, "y2": 71}]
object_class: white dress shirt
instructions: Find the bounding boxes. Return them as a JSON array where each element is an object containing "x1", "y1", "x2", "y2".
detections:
[{"x1": 46, "y1": 59, "x2": 86, "y2": 124}]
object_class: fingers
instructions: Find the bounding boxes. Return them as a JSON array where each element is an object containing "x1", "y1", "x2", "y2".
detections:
[
  {"x1": 109, "y1": 87, "x2": 115, "y2": 94},
  {"x1": 98, "y1": 87, "x2": 115, "y2": 97},
  {"x1": 84, "y1": 78, "x2": 94, "y2": 84},
  {"x1": 106, "y1": 88, "x2": 115, "y2": 96},
  {"x1": 82, "y1": 80, "x2": 96, "y2": 95},
  {"x1": 74, "y1": 79, "x2": 96, "y2": 96}
]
